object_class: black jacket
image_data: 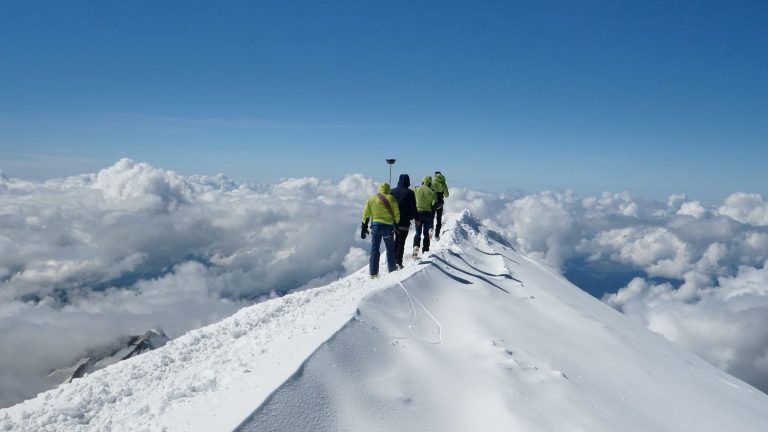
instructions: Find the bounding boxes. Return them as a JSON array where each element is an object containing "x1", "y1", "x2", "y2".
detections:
[{"x1": 390, "y1": 174, "x2": 419, "y2": 227}]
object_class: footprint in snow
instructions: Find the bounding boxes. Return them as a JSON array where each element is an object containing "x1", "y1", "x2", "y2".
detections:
[{"x1": 491, "y1": 340, "x2": 569, "y2": 384}]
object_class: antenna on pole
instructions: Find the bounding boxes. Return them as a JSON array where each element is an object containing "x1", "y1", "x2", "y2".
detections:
[{"x1": 385, "y1": 158, "x2": 396, "y2": 185}]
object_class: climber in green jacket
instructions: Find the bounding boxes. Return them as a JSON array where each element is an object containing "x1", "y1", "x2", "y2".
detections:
[
  {"x1": 432, "y1": 171, "x2": 449, "y2": 240},
  {"x1": 412, "y1": 176, "x2": 437, "y2": 258},
  {"x1": 361, "y1": 183, "x2": 400, "y2": 277}
]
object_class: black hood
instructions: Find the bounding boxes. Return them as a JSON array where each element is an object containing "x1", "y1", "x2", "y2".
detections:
[{"x1": 396, "y1": 174, "x2": 410, "y2": 188}]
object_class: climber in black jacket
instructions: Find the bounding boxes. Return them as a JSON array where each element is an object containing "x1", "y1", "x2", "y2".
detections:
[{"x1": 390, "y1": 174, "x2": 419, "y2": 268}]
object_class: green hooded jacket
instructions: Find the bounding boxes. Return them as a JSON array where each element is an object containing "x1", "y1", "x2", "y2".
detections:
[
  {"x1": 432, "y1": 173, "x2": 449, "y2": 198},
  {"x1": 362, "y1": 183, "x2": 400, "y2": 224},
  {"x1": 414, "y1": 176, "x2": 437, "y2": 212}
]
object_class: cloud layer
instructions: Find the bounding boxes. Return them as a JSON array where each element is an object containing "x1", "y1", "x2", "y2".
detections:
[
  {"x1": 2, "y1": 159, "x2": 768, "y2": 407},
  {"x1": 0, "y1": 159, "x2": 374, "y2": 407}
]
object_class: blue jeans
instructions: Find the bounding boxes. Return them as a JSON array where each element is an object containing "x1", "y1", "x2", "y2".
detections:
[{"x1": 369, "y1": 223, "x2": 396, "y2": 275}]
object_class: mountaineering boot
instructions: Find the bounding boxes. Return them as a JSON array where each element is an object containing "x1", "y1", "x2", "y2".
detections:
[
  {"x1": 412, "y1": 245, "x2": 419, "y2": 259},
  {"x1": 370, "y1": 274, "x2": 379, "y2": 279}
]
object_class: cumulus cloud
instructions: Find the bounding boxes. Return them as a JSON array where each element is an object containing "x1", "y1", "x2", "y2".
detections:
[
  {"x1": 717, "y1": 193, "x2": 768, "y2": 226},
  {"x1": 343, "y1": 247, "x2": 368, "y2": 274},
  {"x1": 0, "y1": 159, "x2": 377, "y2": 407}
]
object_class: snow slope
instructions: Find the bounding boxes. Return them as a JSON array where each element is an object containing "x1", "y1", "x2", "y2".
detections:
[{"x1": 3, "y1": 211, "x2": 768, "y2": 431}]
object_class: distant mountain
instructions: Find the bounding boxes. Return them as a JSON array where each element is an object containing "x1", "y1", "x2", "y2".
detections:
[
  {"x1": 47, "y1": 329, "x2": 169, "y2": 385},
  {"x1": 2, "y1": 212, "x2": 768, "y2": 432}
]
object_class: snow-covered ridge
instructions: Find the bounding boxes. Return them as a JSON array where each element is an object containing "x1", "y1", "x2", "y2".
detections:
[{"x1": 3, "y1": 211, "x2": 768, "y2": 431}]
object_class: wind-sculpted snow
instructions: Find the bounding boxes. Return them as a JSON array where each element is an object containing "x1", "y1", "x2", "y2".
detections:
[
  {"x1": 237, "y1": 212, "x2": 768, "y2": 432},
  {"x1": 446, "y1": 188, "x2": 768, "y2": 392},
  {"x1": 4, "y1": 211, "x2": 767, "y2": 431}
]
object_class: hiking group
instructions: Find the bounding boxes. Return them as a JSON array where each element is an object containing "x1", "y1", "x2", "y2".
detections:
[{"x1": 361, "y1": 171, "x2": 449, "y2": 278}]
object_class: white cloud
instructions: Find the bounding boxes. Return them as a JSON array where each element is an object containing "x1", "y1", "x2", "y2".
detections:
[
  {"x1": 502, "y1": 191, "x2": 579, "y2": 270},
  {"x1": 343, "y1": 247, "x2": 368, "y2": 274},
  {"x1": 90, "y1": 158, "x2": 193, "y2": 212},
  {"x1": 718, "y1": 193, "x2": 768, "y2": 226},
  {"x1": 579, "y1": 227, "x2": 691, "y2": 276},
  {"x1": 0, "y1": 159, "x2": 376, "y2": 407},
  {"x1": 677, "y1": 200, "x2": 708, "y2": 218}
]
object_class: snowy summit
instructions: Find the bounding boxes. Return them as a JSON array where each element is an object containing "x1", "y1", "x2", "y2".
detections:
[{"x1": 2, "y1": 211, "x2": 768, "y2": 431}]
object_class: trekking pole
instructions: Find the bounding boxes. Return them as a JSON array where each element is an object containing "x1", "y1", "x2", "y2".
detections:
[{"x1": 386, "y1": 158, "x2": 396, "y2": 185}]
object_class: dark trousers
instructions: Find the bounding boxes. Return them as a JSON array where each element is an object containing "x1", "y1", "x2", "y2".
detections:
[
  {"x1": 434, "y1": 206, "x2": 443, "y2": 238},
  {"x1": 394, "y1": 225, "x2": 409, "y2": 267},
  {"x1": 413, "y1": 211, "x2": 434, "y2": 252}
]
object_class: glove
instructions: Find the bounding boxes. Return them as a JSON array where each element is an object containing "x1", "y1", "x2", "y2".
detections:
[{"x1": 361, "y1": 222, "x2": 369, "y2": 239}]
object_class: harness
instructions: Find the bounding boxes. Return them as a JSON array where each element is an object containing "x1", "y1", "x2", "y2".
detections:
[{"x1": 376, "y1": 193, "x2": 396, "y2": 223}]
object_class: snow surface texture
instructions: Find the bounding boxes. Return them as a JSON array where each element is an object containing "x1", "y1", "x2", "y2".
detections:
[
  {"x1": 2, "y1": 211, "x2": 768, "y2": 431},
  {"x1": 446, "y1": 188, "x2": 768, "y2": 392}
]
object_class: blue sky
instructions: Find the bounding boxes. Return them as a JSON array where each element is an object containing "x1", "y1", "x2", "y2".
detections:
[{"x1": 1, "y1": 0, "x2": 766, "y2": 201}]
